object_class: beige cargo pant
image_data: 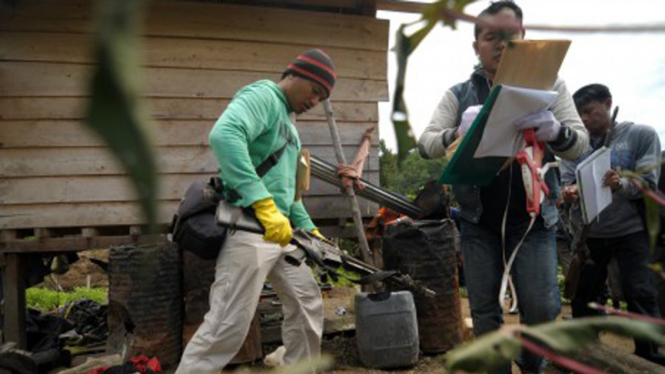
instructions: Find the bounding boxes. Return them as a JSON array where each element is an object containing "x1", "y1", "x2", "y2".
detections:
[{"x1": 175, "y1": 230, "x2": 323, "y2": 374}]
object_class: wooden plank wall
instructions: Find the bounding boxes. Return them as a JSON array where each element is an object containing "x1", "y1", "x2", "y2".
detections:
[{"x1": 0, "y1": 0, "x2": 388, "y2": 231}]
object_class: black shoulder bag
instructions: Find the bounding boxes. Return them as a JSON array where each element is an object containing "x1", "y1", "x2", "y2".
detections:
[{"x1": 171, "y1": 141, "x2": 289, "y2": 260}]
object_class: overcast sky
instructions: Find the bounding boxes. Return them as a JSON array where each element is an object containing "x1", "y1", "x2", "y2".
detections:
[{"x1": 376, "y1": 0, "x2": 665, "y2": 151}]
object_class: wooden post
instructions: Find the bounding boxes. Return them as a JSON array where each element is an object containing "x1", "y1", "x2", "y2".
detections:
[
  {"x1": 129, "y1": 226, "x2": 142, "y2": 237},
  {"x1": 1, "y1": 230, "x2": 17, "y2": 243},
  {"x1": 82, "y1": 228, "x2": 99, "y2": 238},
  {"x1": 322, "y1": 99, "x2": 374, "y2": 265},
  {"x1": 34, "y1": 228, "x2": 53, "y2": 239},
  {"x1": 3, "y1": 253, "x2": 26, "y2": 349}
]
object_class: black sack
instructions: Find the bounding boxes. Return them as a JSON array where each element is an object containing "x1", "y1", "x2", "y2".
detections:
[
  {"x1": 413, "y1": 180, "x2": 450, "y2": 220},
  {"x1": 172, "y1": 178, "x2": 227, "y2": 260},
  {"x1": 171, "y1": 139, "x2": 289, "y2": 260},
  {"x1": 382, "y1": 220, "x2": 462, "y2": 353}
]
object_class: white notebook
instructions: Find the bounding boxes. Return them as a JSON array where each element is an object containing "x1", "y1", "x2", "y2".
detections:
[{"x1": 575, "y1": 147, "x2": 613, "y2": 224}]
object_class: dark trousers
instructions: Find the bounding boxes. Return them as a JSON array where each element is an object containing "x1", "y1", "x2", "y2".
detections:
[
  {"x1": 571, "y1": 230, "x2": 662, "y2": 359},
  {"x1": 461, "y1": 220, "x2": 560, "y2": 374}
]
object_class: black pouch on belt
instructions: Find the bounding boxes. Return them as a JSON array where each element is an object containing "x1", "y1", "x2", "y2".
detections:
[{"x1": 172, "y1": 177, "x2": 227, "y2": 260}]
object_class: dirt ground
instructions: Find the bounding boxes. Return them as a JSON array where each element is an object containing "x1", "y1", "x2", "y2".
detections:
[
  {"x1": 51, "y1": 249, "x2": 109, "y2": 290},
  {"x1": 55, "y1": 250, "x2": 641, "y2": 374},
  {"x1": 218, "y1": 296, "x2": 643, "y2": 374}
]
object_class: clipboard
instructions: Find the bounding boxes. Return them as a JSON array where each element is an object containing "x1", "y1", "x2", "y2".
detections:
[
  {"x1": 438, "y1": 40, "x2": 571, "y2": 186},
  {"x1": 575, "y1": 147, "x2": 612, "y2": 224},
  {"x1": 494, "y1": 40, "x2": 571, "y2": 90},
  {"x1": 438, "y1": 85, "x2": 506, "y2": 186}
]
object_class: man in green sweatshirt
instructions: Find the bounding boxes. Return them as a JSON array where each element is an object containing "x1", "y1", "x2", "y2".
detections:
[{"x1": 176, "y1": 49, "x2": 336, "y2": 374}]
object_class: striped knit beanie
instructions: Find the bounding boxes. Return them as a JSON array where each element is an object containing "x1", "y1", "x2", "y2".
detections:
[{"x1": 283, "y1": 49, "x2": 337, "y2": 97}]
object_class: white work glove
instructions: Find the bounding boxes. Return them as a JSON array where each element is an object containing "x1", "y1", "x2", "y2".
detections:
[
  {"x1": 513, "y1": 110, "x2": 561, "y2": 142},
  {"x1": 457, "y1": 105, "x2": 483, "y2": 138}
]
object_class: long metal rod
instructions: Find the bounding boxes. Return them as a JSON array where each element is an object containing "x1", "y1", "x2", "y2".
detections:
[
  {"x1": 323, "y1": 100, "x2": 374, "y2": 265},
  {"x1": 309, "y1": 156, "x2": 423, "y2": 218}
]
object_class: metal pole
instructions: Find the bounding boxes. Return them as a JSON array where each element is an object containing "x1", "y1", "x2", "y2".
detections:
[
  {"x1": 322, "y1": 99, "x2": 374, "y2": 265},
  {"x1": 309, "y1": 155, "x2": 423, "y2": 218}
]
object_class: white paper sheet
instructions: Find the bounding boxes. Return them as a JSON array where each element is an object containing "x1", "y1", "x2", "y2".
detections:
[
  {"x1": 473, "y1": 85, "x2": 558, "y2": 158},
  {"x1": 575, "y1": 147, "x2": 613, "y2": 224}
]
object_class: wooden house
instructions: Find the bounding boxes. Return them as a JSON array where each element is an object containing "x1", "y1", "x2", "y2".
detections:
[{"x1": 0, "y1": 0, "x2": 391, "y2": 347}]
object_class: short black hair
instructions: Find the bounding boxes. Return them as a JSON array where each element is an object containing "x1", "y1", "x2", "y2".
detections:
[
  {"x1": 573, "y1": 84, "x2": 612, "y2": 108},
  {"x1": 474, "y1": 1, "x2": 524, "y2": 39}
]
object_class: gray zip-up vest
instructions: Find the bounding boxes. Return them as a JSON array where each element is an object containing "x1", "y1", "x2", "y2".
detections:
[{"x1": 448, "y1": 70, "x2": 560, "y2": 228}]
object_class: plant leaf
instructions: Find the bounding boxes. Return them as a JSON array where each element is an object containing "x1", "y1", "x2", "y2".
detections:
[
  {"x1": 648, "y1": 262, "x2": 662, "y2": 273},
  {"x1": 444, "y1": 327, "x2": 522, "y2": 373},
  {"x1": 588, "y1": 302, "x2": 665, "y2": 325},
  {"x1": 517, "y1": 336, "x2": 608, "y2": 374},
  {"x1": 445, "y1": 317, "x2": 665, "y2": 373},
  {"x1": 86, "y1": 0, "x2": 158, "y2": 230},
  {"x1": 390, "y1": 0, "x2": 478, "y2": 162},
  {"x1": 644, "y1": 193, "x2": 661, "y2": 256},
  {"x1": 391, "y1": 23, "x2": 426, "y2": 162},
  {"x1": 426, "y1": 0, "x2": 477, "y2": 29},
  {"x1": 523, "y1": 316, "x2": 665, "y2": 352}
]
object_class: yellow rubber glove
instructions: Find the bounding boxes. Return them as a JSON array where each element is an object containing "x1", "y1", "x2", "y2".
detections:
[
  {"x1": 311, "y1": 228, "x2": 325, "y2": 240},
  {"x1": 252, "y1": 198, "x2": 293, "y2": 247}
]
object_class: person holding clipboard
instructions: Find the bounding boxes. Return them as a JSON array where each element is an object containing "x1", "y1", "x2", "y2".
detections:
[
  {"x1": 560, "y1": 83, "x2": 664, "y2": 366},
  {"x1": 418, "y1": 2, "x2": 588, "y2": 373}
]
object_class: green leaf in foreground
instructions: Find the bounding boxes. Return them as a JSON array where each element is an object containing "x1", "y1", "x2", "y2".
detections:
[
  {"x1": 391, "y1": 22, "x2": 425, "y2": 162},
  {"x1": 87, "y1": 0, "x2": 158, "y2": 230},
  {"x1": 444, "y1": 326, "x2": 521, "y2": 373},
  {"x1": 644, "y1": 193, "x2": 661, "y2": 257},
  {"x1": 391, "y1": 0, "x2": 479, "y2": 162},
  {"x1": 523, "y1": 316, "x2": 665, "y2": 352},
  {"x1": 445, "y1": 317, "x2": 665, "y2": 373}
]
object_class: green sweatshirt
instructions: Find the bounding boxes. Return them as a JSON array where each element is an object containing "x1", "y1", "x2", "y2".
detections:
[{"x1": 209, "y1": 79, "x2": 316, "y2": 230}]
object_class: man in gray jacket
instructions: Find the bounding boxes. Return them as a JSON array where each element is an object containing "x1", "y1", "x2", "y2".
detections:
[
  {"x1": 418, "y1": 2, "x2": 588, "y2": 373},
  {"x1": 561, "y1": 83, "x2": 664, "y2": 365}
]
